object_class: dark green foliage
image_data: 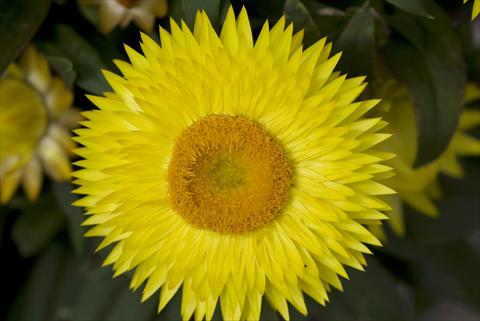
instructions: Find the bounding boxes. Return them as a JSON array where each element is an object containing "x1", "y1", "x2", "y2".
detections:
[
  {"x1": 334, "y1": 1, "x2": 375, "y2": 77},
  {"x1": 0, "y1": 0, "x2": 52, "y2": 73},
  {"x1": 384, "y1": 0, "x2": 466, "y2": 165},
  {"x1": 36, "y1": 24, "x2": 110, "y2": 95},
  {"x1": 11, "y1": 193, "x2": 64, "y2": 258},
  {"x1": 0, "y1": 0, "x2": 478, "y2": 320},
  {"x1": 384, "y1": 0, "x2": 432, "y2": 18}
]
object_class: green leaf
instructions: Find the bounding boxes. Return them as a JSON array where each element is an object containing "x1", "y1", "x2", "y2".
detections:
[
  {"x1": 384, "y1": 0, "x2": 433, "y2": 18},
  {"x1": 78, "y1": 4, "x2": 100, "y2": 28},
  {"x1": 11, "y1": 193, "x2": 64, "y2": 258},
  {"x1": 13, "y1": 239, "x2": 155, "y2": 321},
  {"x1": 181, "y1": 0, "x2": 221, "y2": 28},
  {"x1": 36, "y1": 24, "x2": 110, "y2": 95},
  {"x1": 48, "y1": 255, "x2": 91, "y2": 321},
  {"x1": 0, "y1": 0, "x2": 51, "y2": 74},
  {"x1": 19, "y1": 243, "x2": 65, "y2": 321},
  {"x1": 284, "y1": 0, "x2": 322, "y2": 46},
  {"x1": 300, "y1": 0, "x2": 348, "y2": 42},
  {"x1": 385, "y1": 0, "x2": 433, "y2": 19},
  {"x1": 52, "y1": 182, "x2": 85, "y2": 255},
  {"x1": 43, "y1": 55, "x2": 76, "y2": 87},
  {"x1": 70, "y1": 268, "x2": 124, "y2": 320},
  {"x1": 334, "y1": 1, "x2": 376, "y2": 77},
  {"x1": 383, "y1": 0, "x2": 466, "y2": 166}
]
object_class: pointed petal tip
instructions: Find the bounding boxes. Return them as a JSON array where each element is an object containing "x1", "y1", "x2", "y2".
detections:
[{"x1": 102, "y1": 260, "x2": 113, "y2": 268}]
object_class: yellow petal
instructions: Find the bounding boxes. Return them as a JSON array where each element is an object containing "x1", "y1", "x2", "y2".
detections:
[
  {"x1": 45, "y1": 77, "x2": 73, "y2": 119},
  {"x1": 48, "y1": 124, "x2": 76, "y2": 155},
  {"x1": 236, "y1": 6, "x2": 253, "y2": 48},
  {"x1": 473, "y1": 0, "x2": 480, "y2": 19},
  {"x1": 402, "y1": 191, "x2": 438, "y2": 217},
  {"x1": 99, "y1": 1, "x2": 126, "y2": 34},
  {"x1": 220, "y1": 6, "x2": 238, "y2": 55},
  {"x1": 132, "y1": 9, "x2": 155, "y2": 33},
  {"x1": 38, "y1": 137, "x2": 72, "y2": 182},
  {"x1": 383, "y1": 194, "x2": 405, "y2": 236},
  {"x1": 0, "y1": 168, "x2": 22, "y2": 204},
  {"x1": 140, "y1": 0, "x2": 168, "y2": 17},
  {"x1": 22, "y1": 156, "x2": 43, "y2": 201},
  {"x1": 19, "y1": 46, "x2": 51, "y2": 92},
  {"x1": 59, "y1": 107, "x2": 84, "y2": 129}
]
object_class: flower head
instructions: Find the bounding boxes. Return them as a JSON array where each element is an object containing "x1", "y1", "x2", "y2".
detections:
[
  {"x1": 73, "y1": 7, "x2": 394, "y2": 320},
  {"x1": 0, "y1": 46, "x2": 82, "y2": 204},
  {"x1": 81, "y1": 0, "x2": 168, "y2": 34},
  {"x1": 375, "y1": 80, "x2": 480, "y2": 236}
]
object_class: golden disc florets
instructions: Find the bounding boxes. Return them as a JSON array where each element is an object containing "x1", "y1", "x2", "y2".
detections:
[{"x1": 167, "y1": 115, "x2": 292, "y2": 234}]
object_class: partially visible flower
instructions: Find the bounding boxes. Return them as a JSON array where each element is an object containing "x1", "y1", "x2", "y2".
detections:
[
  {"x1": 438, "y1": 84, "x2": 480, "y2": 177},
  {"x1": 464, "y1": 0, "x2": 480, "y2": 20},
  {"x1": 0, "y1": 46, "x2": 82, "y2": 204},
  {"x1": 80, "y1": 0, "x2": 168, "y2": 34},
  {"x1": 374, "y1": 80, "x2": 480, "y2": 236}
]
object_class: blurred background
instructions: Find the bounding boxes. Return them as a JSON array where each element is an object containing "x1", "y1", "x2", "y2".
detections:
[{"x1": 0, "y1": 0, "x2": 479, "y2": 320}]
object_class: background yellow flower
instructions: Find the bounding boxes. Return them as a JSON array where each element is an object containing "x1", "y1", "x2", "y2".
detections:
[
  {"x1": 0, "y1": 46, "x2": 82, "y2": 203},
  {"x1": 374, "y1": 80, "x2": 480, "y2": 236},
  {"x1": 80, "y1": 0, "x2": 168, "y2": 34}
]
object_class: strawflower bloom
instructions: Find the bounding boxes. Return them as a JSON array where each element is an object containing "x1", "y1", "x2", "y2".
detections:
[
  {"x1": 73, "y1": 7, "x2": 395, "y2": 320},
  {"x1": 374, "y1": 80, "x2": 480, "y2": 236},
  {"x1": 464, "y1": 0, "x2": 480, "y2": 20},
  {"x1": 0, "y1": 46, "x2": 81, "y2": 204},
  {"x1": 80, "y1": 0, "x2": 168, "y2": 34}
]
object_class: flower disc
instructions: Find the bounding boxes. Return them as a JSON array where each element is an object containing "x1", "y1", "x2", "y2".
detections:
[
  {"x1": 74, "y1": 6, "x2": 395, "y2": 321},
  {"x1": 167, "y1": 114, "x2": 292, "y2": 234}
]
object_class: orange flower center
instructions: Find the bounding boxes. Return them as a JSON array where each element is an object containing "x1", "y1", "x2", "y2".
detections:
[{"x1": 167, "y1": 115, "x2": 292, "y2": 235}]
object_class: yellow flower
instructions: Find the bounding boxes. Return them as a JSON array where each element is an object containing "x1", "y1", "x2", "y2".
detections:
[
  {"x1": 73, "y1": 7, "x2": 394, "y2": 320},
  {"x1": 0, "y1": 46, "x2": 82, "y2": 204},
  {"x1": 375, "y1": 80, "x2": 480, "y2": 236},
  {"x1": 464, "y1": 0, "x2": 480, "y2": 20},
  {"x1": 81, "y1": 0, "x2": 168, "y2": 34}
]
